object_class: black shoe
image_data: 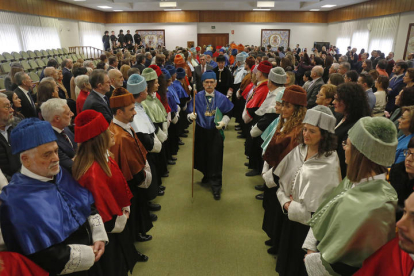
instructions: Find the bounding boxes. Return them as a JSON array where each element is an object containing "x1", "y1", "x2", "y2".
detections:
[
  {"x1": 267, "y1": 246, "x2": 277, "y2": 255},
  {"x1": 244, "y1": 162, "x2": 249, "y2": 167},
  {"x1": 246, "y1": 170, "x2": 260, "y2": 176},
  {"x1": 148, "y1": 202, "x2": 161, "y2": 211},
  {"x1": 162, "y1": 173, "x2": 169, "y2": 178},
  {"x1": 179, "y1": 133, "x2": 188, "y2": 138},
  {"x1": 167, "y1": 160, "x2": 176, "y2": 165},
  {"x1": 171, "y1": 156, "x2": 177, "y2": 161},
  {"x1": 137, "y1": 252, "x2": 149, "y2": 262},
  {"x1": 213, "y1": 192, "x2": 221, "y2": 200},
  {"x1": 235, "y1": 124, "x2": 241, "y2": 128},
  {"x1": 158, "y1": 189, "x2": 165, "y2": 196},
  {"x1": 184, "y1": 129, "x2": 189, "y2": 133},
  {"x1": 265, "y1": 239, "x2": 273, "y2": 246},
  {"x1": 255, "y1": 193, "x2": 264, "y2": 200},
  {"x1": 150, "y1": 213, "x2": 158, "y2": 222},
  {"x1": 237, "y1": 135, "x2": 246, "y2": 139},
  {"x1": 255, "y1": 184, "x2": 265, "y2": 191},
  {"x1": 159, "y1": 185, "x2": 166, "y2": 191},
  {"x1": 237, "y1": 131, "x2": 243, "y2": 134},
  {"x1": 178, "y1": 140, "x2": 185, "y2": 145},
  {"x1": 137, "y1": 233, "x2": 153, "y2": 242}
]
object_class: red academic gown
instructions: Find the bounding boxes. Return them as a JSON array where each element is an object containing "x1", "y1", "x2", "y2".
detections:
[
  {"x1": 245, "y1": 80, "x2": 269, "y2": 118},
  {"x1": 354, "y1": 236, "x2": 414, "y2": 276},
  {"x1": 0, "y1": 252, "x2": 48, "y2": 276}
]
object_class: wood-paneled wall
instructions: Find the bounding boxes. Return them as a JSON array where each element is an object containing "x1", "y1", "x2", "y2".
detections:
[
  {"x1": 106, "y1": 10, "x2": 327, "y2": 24},
  {"x1": 0, "y1": 0, "x2": 106, "y2": 23},
  {"x1": 328, "y1": 0, "x2": 414, "y2": 23}
]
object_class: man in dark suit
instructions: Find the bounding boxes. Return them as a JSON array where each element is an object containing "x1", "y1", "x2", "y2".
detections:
[
  {"x1": 134, "y1": 30, "x2": 141, "y2": 45},
  {"x1": 125, "y1": 30, "x2": 133, "y2": 44},
  {"x1": 61, "y1": 59, "x2": 73, "y2": 94},
  {"x1": 82, "y1": 69, "x2": 113, "y2": 123},
  {"x1": 0, "y1": 94, "x2": 20, "y2": 181},
  {"x1": 107, "y1": 56, "x2": 118, "y2": 71},
  {"x1": 106, "y1": 69, "x2": 124, "y2": 99},
  {"x1": 13, "y1": 72, "x2": 37, "y2": 118},
  {"x1": 306, "y1": 66, "x2": 325, "y2": 109},
  {"x1": 386, "y1": 61, "x2": 408, "y2": 112},
  {"x1": 193, "y1": 54, "x2": 213, "y2": 92},
  {"x1": 133, "y1": 54, "x2": 146, "y2": 73},
  {"x1": 144, "y1": 52, "x2": 152, "y2": 67},
  {"x1": 40, "y1": 98, "x2": 76, "y2": 173},
  {"x1": 102, "y1": 31, "x2": 110, "y2": 51}
]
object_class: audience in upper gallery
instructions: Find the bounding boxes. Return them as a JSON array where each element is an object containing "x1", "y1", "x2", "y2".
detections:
[{"x1": 2, "y1": 38, "x2": 414, "y2": 275}]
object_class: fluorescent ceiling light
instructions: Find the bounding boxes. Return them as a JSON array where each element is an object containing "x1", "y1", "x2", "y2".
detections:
[
  {"x1": 321, "y1": 5, "x2": 337, "y2": 8},
  {"x1": 310, "y1": 9, "x2": 320, "y2": 11},
  {"x1": 164, "y1": 9, "x2": 181, "y2": 11},
  {"x1": 253, "y1": 8, "x2": 270, "y2": 11},
  {"x1": 160, "y1": 2, "x2": 177, "y2": 8},
  {"x1": 74, "y1": 0, "x2": 86, "y2": 2},
  {"x1": 257, "y1": 1, "x2": 275, "y2": 8},
  {"x1": 97, "y1": 6, "x2": 112, "y2": 9},
  {"x1": 113, "y1": 10, "x2": 123, "y2": 11}
]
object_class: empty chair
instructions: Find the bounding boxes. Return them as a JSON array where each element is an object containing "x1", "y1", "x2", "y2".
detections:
[
  {"x1": 75, "y1": 54, "x2": 82, "y2": 60},
  {"x1": 2, "y1": 52, "x2": 15, "y2": 62},
  {"x1": 41, "y1": 50, "x2": 49, "y2": 57},
  {"x1": 55, "y1": 56, "x2": 63, "y2": 64},
  {"x1": 19, "y1": 51, "x2": 30, "y2": 60},
  {"x1": 34, "y1": 50, "x2": 43, "y2": 58},
  {"x1": 57, "y1": 48, "x2": 64, "y2": 55},
  {"x1": 62, "y1": 48, "x2": 69, "y2": 54},
  {"x1": 36, "y1": 59, "x2": 46, "y2": 68},
  {"x1": 12, "y1": 52, "x2": 24, "y2": 61},
  {"x1": 36, "y1": 70, "x2": 43, "y2": 77},
  {"x1": 29, "y1": 59, "x2": 41, "y2": 70},
  {"x1": 0, "y1": 78, "x2": 5, "y2": 90},
  {"x1": 93, "y1": 60, "x2": 99, "y2": 66},
  {"x1": 42, "y1": 58, "x2": 49, "y2": 65},
  {"x1": 27, "y1": 50, "x2": 37, "y2": 59},
  {"x1": 80, "y1": 54, "x2": 87, "y2": 60},
  {"x1": 47, "y1": 49, "x2": 54, "y2": 56},
  {"x1": 70, "y1": 54, "x2": 77, "y2": 61},
  {"x1": 0, "y1": 63, "x2": 11, "y2": 74},
  {"x1": 53, "y1": 49, "x2": 59, "y2": 56},
  {"x1": 0, "y1": 55, "x2": 5, "y2": 63},
  {"x1": 29, "y1": 71, "x2": 40, "y2": 83},
  {"x1": 20, "y1": 60, "x2": 32, "y2": 72}
]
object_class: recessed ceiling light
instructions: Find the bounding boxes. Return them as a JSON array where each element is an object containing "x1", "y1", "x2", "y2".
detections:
[
  {"x1": 74, "y1": 0, "x2": 86, "y2": 2},
  {"x1": 97, "y1": 6, "x2": 112, "y2": 9},
  {"x1": 253, "y1": 8, "x2": 270, "y2": 11},
  {"x1": 310, "y1": 9, "x2": 320, "y2": 11},
  {"x1": 164, "y1": 8, "x2": 181, "y2": 11},
  {"x1": 113, "y1": 10, "x2": 123, "y2": 11},
  {"x1": 321, "y1": 5, "x2": 337, "y2": 8},
  {"x1": 160, "y1": 2, "x2": 177, "y2": 8},
  {"x1": 257, "y1": 1, "x2": 275, "y2": 8}
]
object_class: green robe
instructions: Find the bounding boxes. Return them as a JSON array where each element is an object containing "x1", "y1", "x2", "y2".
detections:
[
  {"x1": 141, "y1": 94, "x2": 167, "y2": 124},
  {"x1": 308, "y1": 175, "x2": 397, "y2": 274}
]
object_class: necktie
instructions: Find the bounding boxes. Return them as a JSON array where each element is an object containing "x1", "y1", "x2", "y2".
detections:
[
  {"x1": 202, "y1": 66, "x2": 205, "y2": 74},
  {"x1": 61, "y1": 130, "x2": 74, "y2": 149},
  {"x1": 104, "y1": 95, "x2": 110, "y2": 107},
  {"x1": 28, "y1": 92, "x2": 36, "y2": 110}
]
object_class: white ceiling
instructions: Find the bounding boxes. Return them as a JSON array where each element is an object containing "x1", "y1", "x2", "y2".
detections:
[{"x1": 60, "y1": 0, "x2": 369, "y2": 12}]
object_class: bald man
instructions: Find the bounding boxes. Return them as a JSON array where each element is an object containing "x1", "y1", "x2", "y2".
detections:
[
  {"x1": 106, "y1": 69, "x2": 124, "y2": 98},
  {"x1": 306, "y1": 65, "x2": 325, "y2": 109}
]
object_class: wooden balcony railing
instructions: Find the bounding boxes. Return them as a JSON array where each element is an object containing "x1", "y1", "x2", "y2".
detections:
[{"x1": 69, "y1": 46, "x2": 104, "y2": 60}]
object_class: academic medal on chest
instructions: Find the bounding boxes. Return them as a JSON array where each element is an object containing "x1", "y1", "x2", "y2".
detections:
[{"x1": 205, "y1": 95, "x2": 216, "y2": 117}]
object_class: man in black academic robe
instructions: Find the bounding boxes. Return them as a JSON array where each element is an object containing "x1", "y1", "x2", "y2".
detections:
[
  {"x1": 134, "y1": 31, "x2": 141, "y2": 45},
  {"x1": 213, "y1": 55, "x2": 233, "y2": 97}
]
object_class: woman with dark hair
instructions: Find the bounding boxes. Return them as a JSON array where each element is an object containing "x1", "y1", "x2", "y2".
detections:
[
  {"x1": 389, "y1": 136, "x2": 414, "y2": 220},
  {"x1": 390, "y1": 87, "x2": 414, "y2": 135},
  {"x1": 296, "y1": 53, "x2": 313, "y2": 86},
  {"x1": 362, "y1": 59, "x2": 372, "y2": 73},
  {"x1": 395, "y1": 106, "x2": 414, "y2": 164},
  {"x1": 262, "y1": 85, "x2": 307, "y2": 255},
  {"x1": 323, "y1": 55, "x2": 333, "y2": 83},
  {"x1": 37, "y1": 79, "x2": 59, "y2": 112},
  {"x1": 333, "y1": 82, "x2": 371, "y2": 178},
  {"x1": 2, "y1": 91, "x2": 24, "y2": 126},
  {"x1": 275, "y1": 105, "x2": 340, "y2": 276},
  {"x1": 327, "y1": 73, "x2": 344, "y2": 86},
  {"x1": 373, "y1": 75, "x2": 389, "y2": 116},
  {"x1": 302, "y1": 71, "x2": 312, "y2": 91},
  {"x1": 304, "y1": 117, "x2": 398, "y2": 276},
  {"x1": 280, "y1": 57, "x2": 292, "y2": 71},
  {"x1": 73, "y1": 109, "x2": 140, "y2": 276}
]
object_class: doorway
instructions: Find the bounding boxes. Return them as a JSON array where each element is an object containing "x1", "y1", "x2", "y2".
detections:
[{"x1": 197, "y1": 33, "x2": 229, "y2": 49}]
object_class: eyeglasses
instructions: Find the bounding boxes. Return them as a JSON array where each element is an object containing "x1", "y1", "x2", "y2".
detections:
[
  {"x1": 404, "y1": 150, "x2": 414, "y2": 158},
  {"x1": 2, "y1": 105, "x2": 12, "y2": 111}
]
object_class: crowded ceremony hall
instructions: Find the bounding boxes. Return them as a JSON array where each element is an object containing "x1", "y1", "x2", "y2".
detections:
[{"x1": 0, "y1": 0, "x2": 414, "y2": 275}]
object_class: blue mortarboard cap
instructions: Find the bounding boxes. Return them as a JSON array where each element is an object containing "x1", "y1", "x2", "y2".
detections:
[
  {"x1": 201, "y1": 70, "x2": 216, "y2": 82},
  {"x1": 176, "y1": 68, "x2": 186, "y2": 79},
  {"x1": 204, "y1": 51, "x2": 213, "y2": 57},
  {"x1": 165, "y1": 65, "x2": 176, "y2": 76},
  {"x1": 219, "y1": 49, "x2": 225, "y2": 53},
  {"x1": 11, "y1": 118, "x2": 57, "y2": 154},
  {"x1": 161, "y1": 68, "x2": 171, "y2": 80},
  {"x1": 127, "y1": 74, "x2": 147, "y2": 95},
  {"x1": 231, "y1": 49, "x2": 237, "y2": 56}
]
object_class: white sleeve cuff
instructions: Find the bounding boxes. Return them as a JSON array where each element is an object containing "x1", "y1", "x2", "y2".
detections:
[
  {"x1": 276, "y1": 187, "x2": 290, "y2": 214},
  {"x1": 250, "y1": 124, "x2": 263, "y2": 138},
  {"x1": 288, "y1": 200, "x2": 311, "y2": 225},
  {"x1": 138, "y1": 160, "x2": 152, "y2": 188},
  {"x1": 151, "y1": 134, "x2": 162, "y2": 153},
  {"x1": 60, "y1": 245, "x2": 95, "y2": 274},
  {"x1": 262, "y1": 167, "x2": 277, "y2": 188},
  {"x1": 304, "y1": 253, "x2": 330, "y2": 276},
  {"x1": 109, "y1": 214, "x2": 127, "y2": 233},
  {"x1": 177, "y1": 105, "x2": 181, "y2": 113},
  {"x1": 262, "y1": 161, "x2": 269, "y2": 175},
  {"x1": 172, "y1": 113, "x2": 179, "y2": 124},
  {"x1": 162, "y1": 121, "x2": 168, "y2": 133},
  {"x1": 221, "y1": 115, "x2": 230, "y2": 128},
  {"x1": 242, "y1": 108, "x2": 252, "y2": 124},
  {"x1": 302, "y1": 228, "x2": 318, "y2": 252},
  {"x1": 156, "y1": 128, "x2": 167, "y2": 143},
  {"x1": 88, "y1": 214, "x2": 109, "y2": 244}
]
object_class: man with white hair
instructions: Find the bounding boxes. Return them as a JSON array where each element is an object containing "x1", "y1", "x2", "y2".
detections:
[
  {"x1": 306, "y1": 65, "x2": 325, "y2": 109},
  {"x1": 106, "y1": 69, "x2": 124, "y2": 99},
  {"x1": 41, "y1": 98, "x2": 76, "y2": 173},
  {"x1": 83, "y1": 60, "x2": 95, "y2": 70},
  {"x1": 0, "y1": 118, "x2": 108, "y2": 275},
  {"x1": 329, "y1": 63, "x2": 340, "y2": 74}
]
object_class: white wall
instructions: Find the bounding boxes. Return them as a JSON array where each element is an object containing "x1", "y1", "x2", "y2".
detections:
[
  {"x1": 58, "y1": 19, "x2": 80, "y2": 49},
  {"x1": 105, "y1": 23, "x2": 198, "y2": 50},
  {"x1": 197, "y1": 22, "x2": 329, "y2": 51},
  {"x1": 395, "y1": 11, "x2": 414, "y2": 60}
]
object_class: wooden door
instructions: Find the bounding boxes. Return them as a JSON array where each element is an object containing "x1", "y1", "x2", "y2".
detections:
[{"x1": 197, "y1": 33, "x2": 229, "y2": 49}]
